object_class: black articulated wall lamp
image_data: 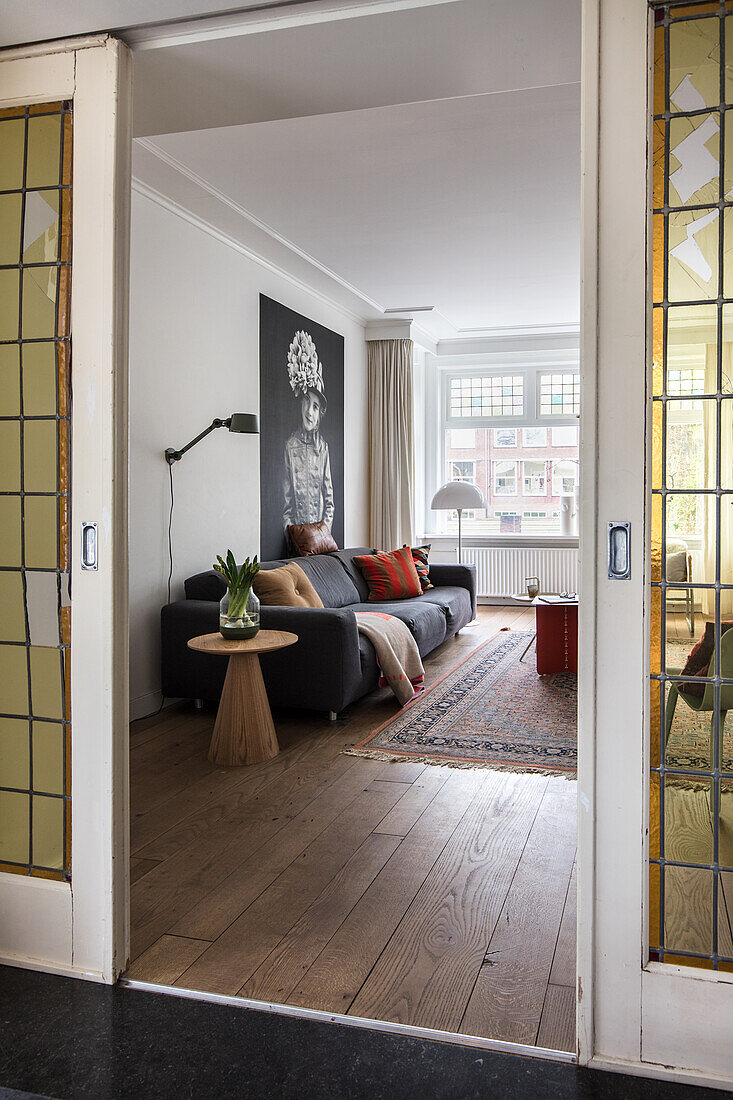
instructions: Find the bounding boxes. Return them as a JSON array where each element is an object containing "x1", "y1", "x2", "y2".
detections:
[{"x1": 164, "y1": 413, "x2": 259, "y2": 464}]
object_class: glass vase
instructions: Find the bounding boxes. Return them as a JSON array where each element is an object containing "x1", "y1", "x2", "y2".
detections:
[{"x1": 219, "y1": 587, "x2": 260, "y2": 640}]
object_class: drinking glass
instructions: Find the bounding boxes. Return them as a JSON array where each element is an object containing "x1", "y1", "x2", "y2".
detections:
[{"x1": 526, "y1": 577, "x2": 540, "y2": 600}]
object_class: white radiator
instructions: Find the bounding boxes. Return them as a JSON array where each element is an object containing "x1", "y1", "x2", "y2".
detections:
[{"x1": 463, "y1": 546, "x2": 578, "y2": 598}]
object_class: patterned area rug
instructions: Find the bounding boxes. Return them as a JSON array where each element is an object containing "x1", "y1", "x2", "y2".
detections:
[
  {"x1": 346, "y1": 631, "x2": 577, "y2": 773},
  {"x1": 665, "y1": 639, "x2": 733, "y2": 771}
]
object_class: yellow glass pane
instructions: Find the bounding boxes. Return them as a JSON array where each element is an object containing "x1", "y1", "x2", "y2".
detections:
[
  {"x1": 32, "y1": 794, "x2": 63, "y2": 869},
  {"x1": 32, "y1": 721, "x2": 63, "y2": 795},
  {"x1": 654, "y1": 23, "x2": 665, "y2": 117},
  {"x1": 651, "y1": 401, "x2": 663, "y2": 491},
  {"x1": 727, "y1": 15, "x2": 733, "y2": 103},
  {"x1": 24, "y1": 495, "x2": 58, "y2": 570},
  {"x1": 0, "y1": 421, "x2": 21, "y2": 491},
  {"x1": 651, "y1": 493, "x2": 662, "y2": 582},
  {"x1": 25, "y1": 114, "x2": 61, "y2": 189},
  {"x1": 0, "y1": 790, "x2": 29, "y2": 865},
  {"x1": 0, "y1": 192, "x2": 22, "y2": 265},
  {"x1": 0, "y1": 644, "x2": 29, "y2": 716},
  {"x1": 0, "y1": 572, "x2": 26, "y2": 643},
  {"x1": 653, "y1": 212, "x2": 664, "y2": 304},
  {"x1": 721, "y1": 781, "x2": 733, "y2": 864},
  {"x1": 0, "y1": 344, "x2": 21, "y2": 417},
  {"x1": 22, "y1": 190, "x2": 59, "y2": 265},
  {"x1": 0, "y1": 496, "x2": 22, "y2": 568},
  {"x1": 0, "y1": 269, "x2": 20, "y2": 341},
  {"x1": 667, "y1": 304, "x2": 717, "y2": 396},
  {"x1": 22, "y1": 342, "x2": 57, "y2": 416},
  {"x1": 0, "y1": 117, "x2": 25, "y2": 190},
  {"x1": 651, "y1": 586, "x2": 662, "y2": 676},
  {"x1": 669, "y1": 208, "x2": 719, "y2": 302},
  {"x1": 653, "y1": 119, "x2": 665, "y2": 210},
  {"x1": 0, "y1": 716, "x2": 30, "y2": 789},
  {"x1": 669, "y1": 112, "x2": 720, "y2": 208},
  {"x1": 650, "y1": 860, "x2": 661, "y2": 952},
  {"x1": 665, "y1": 864, "x2": 713, "y2": 956},
  {"x1": 21, "y1": 267, "x2": 57, "y2": 339},
  {"x1": 23, "y1": 420, "x2": 57, "y2": 493},
  {"x1": 651, "y1": 681, "x2": 662, "y2": 770},
  {"x1": 669, "y1": 17, "x2": 720, "y2": 113},
  {"x1": 29, "y1": 646, "x2": 63, "y2": 720}
]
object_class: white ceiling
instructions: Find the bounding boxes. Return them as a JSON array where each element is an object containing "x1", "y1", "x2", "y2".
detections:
[{"x1": 148, "y1": 83, "x2": 581, "y2": 332}]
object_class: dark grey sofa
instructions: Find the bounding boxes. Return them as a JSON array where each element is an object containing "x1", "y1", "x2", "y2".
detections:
[{"x1": 160, "y1": 547, "x2": 476, "y2": 716}]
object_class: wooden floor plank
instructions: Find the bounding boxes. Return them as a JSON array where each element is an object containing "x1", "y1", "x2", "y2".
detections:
[
  {"x1": 176, "y1": 783, "x2": 407, "y2": 995},
  {"x1": 347, "y1": 770, "x2": 549, "y2": 1031},
  {"x1": 536, "y1": 984, "x2": 575, "y2": 1054},
  {"x1": 459, "y1": 780, "x2": 577, "y2": 1044},
  {"x1": 238, "y1": 833, "x2": 401, "y2": 1003},
  {"x1": 130, "y1": 754, "x2": 378, "y2": 959},
  {"x1": 288, "y1": 769, "x2": 487, "y2": 1014},
  {"x1": 549, "y1": 862, "x2": 577, "y2": 988},
  {"x1": 124, "y1": 934, "x2": 210, "y2": 985},
  {"x1": 375, "y1": 761, "x2": 427, "y2": 784},
  {"x1": 373, "y1": 767, "x2": 450, "y2": 837},
  {"x1": 129, "y1": 857, "x2": 160, "y2": 885},
  {"x1": 168, "y1": 758, "x2": 387, "y2": 943}
]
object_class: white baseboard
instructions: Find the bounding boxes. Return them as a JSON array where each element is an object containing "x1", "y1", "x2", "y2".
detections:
[{"x1": 0, "y1": 952, "x2": 107, "y2": 983}]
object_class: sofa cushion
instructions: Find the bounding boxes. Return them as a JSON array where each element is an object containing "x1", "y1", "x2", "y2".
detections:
[
  {"x1": 420, "y1": 586, "x2": 473, "y2": 635},
  {"x1": 261, "y1": 553, "x2": 360, "y2": 609},
  {"x1": 408, "y1": 544, "x2": 433, "y2": 591},
  {"x1": 253, "y1": 562, "x2": 323, "y2": 607},
  {"x1": 328, "y1": 547, "x2": 375, "y2": 602},
  {"x1": 349, "y1": 598, "x2": 447, "y2": 656},
  {"x1": 354, "y1": 547, "x2": 423, "y2": 601}
]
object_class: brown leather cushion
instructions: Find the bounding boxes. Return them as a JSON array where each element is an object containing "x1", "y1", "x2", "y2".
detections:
[
  {"x1": 253, "y1": 563, "x2": 324, "y2": 607},
  {"x1": 287, "y1": 521, "x2": 339, "y2": 556}
]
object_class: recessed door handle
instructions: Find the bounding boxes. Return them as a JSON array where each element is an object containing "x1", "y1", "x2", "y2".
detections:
[
  {"x1": 81, "y1": 522, "x2": 97, "y2": 570},
  {"x1": 608, "y1": 521, "x2": 630, "y2": 580}
]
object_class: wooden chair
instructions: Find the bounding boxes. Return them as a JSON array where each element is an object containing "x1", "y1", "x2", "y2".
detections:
[
  {"x1": 666, "y1": 538, "x2": 694, "y2": 637},
  {"x1": 665, "y1": 628, "x2": 733, "y2": 751}
]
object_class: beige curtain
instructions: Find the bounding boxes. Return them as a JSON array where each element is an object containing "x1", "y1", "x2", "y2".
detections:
[
  {"x1": 703, "y1": 344, "x2": 733, "y2": 617},
  {"x1": 367, "y1": 339, "x2": 414, "y2": 549}
]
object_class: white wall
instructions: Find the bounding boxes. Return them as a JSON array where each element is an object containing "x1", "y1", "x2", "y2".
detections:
[{"x1": 128, "y1": 190, "x2": 368, "y2": 718}]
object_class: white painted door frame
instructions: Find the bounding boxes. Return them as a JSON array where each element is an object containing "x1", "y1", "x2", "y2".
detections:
[
  {"x1": 578, "y1": 0, "x2": 733, "y2": 1088},
  {"x1": 0, "y1": 37, "x2": 131, "y2": 983}
]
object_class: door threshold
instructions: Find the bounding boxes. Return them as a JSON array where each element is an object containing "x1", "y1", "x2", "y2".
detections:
[{"x1": 120, "y1": 978, "x2": 577, "y2": 1065}]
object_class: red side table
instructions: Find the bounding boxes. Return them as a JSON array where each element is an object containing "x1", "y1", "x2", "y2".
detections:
[{"x1": 511, "y1": 595, "x2": 578, "y2": 674}]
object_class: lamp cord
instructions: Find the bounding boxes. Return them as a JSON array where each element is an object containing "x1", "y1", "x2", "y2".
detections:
[{"x1": 167, "y1": 459, "x2": 174, "y2": 607}]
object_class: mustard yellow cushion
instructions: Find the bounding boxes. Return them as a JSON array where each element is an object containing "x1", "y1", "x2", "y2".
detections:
[{"x1": 253, "y1": 562, "x2": 324, "y2": 608}]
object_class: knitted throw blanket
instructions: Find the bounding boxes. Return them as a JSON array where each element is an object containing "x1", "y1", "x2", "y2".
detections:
[{"x1": 355, "y1": 611, "x2": 425, "y2": 706}]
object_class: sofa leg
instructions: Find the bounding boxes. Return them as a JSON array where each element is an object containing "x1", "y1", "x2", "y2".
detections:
[
  {"x1": 193, "y1": 698, "x2": 204, "y2": 711},
  {"x1": 328, "y1": 710, "x2": 338, "y2": 722}
]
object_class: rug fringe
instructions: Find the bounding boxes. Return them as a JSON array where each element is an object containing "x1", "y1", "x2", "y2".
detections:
[{"x1": 343, "y1": 746, "x2": 575, "y2": 778}]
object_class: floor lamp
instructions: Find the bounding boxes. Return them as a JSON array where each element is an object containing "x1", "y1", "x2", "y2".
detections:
[{"x1": 430, "y1": 481, "x2": 486, "y2": 562}]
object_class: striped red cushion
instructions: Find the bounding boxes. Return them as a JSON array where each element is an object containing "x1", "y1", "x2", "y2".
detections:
[{"x1": 354, "y1": 546, "x2": 423, "y2": 601}]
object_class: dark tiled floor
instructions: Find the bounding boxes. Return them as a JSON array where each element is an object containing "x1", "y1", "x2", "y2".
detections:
[{"x1": 0, "y1": 966, "x2": 722, "y2": 1099}]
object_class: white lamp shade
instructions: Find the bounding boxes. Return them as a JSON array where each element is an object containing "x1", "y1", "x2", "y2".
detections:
[{"x1": 430, "y1": 480, "x2": 485, "y2": 510}]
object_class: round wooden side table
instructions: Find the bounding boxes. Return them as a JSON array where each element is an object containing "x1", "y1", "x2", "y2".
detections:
[{"x1": 187, "y1": 630, "x2": 298, "y2": 766}]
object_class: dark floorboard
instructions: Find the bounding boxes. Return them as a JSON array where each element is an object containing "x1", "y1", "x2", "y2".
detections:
[{"x1": 0, "y1": 966, "x2": 722, "y2": 1099}]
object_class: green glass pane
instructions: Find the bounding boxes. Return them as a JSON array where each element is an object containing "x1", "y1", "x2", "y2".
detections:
[
  {"x1": 669, "y1": 113, "x2": 719, "y2": 208},
  {"x1": 0, "y1": 192, "x2": 22, "y2": 265},
  {"x1": 29, "y1": 646, "x2": 63, "y2": 720},
  {"x1": 0, "y1": 717, "x2": 30, "y2": 790},
  {"x1": 23, "y1": 420, "x2": 57, "y2": 493},
  {"x1": 0, "y1": 421, "x2": 21, "y2": 492},
  {"x1": 669, "y1": 208, "x2": 719, "y2": 302},
  {"x1": 32, "y1": 794, "x2": 62, "y2": 869},
  {"x1": 669, "y1": 17, "x2": 720, "y2": 114},
  {"x1": 25, "y1": 114, "x2": 61, "y2": 189},
  {"x1": 0, "y1": 790, "x2": 29, "y2": 865},
  {"x1": 23, "y1": 496, "x2": 58, "y2": 570},
  {"x1": 0, "y1": 344, "x2": 21, "y2": 417},
  {"x1": 0, "y1": 571, "x2": 27, "y2": 643},
  {"x1": 0, "y1": 496, "x2": 22, "y2": 568},
  {"x1": 0, "y1": 118, "x2": 25, "y2": 190},
  {"x1": 0, "y1": 645, "x2": 29, "y2": 716},
  {"x1": 0, "y1": 269, "x2": 20, "y2": 341},
  {"x1": 21, "y1": 267, "x2": 57, "y2": 339},
  {"x1": 22, "y1": 342, "x2": 57, "y2": 416},
  {"x1": 22, "y1": 190, "x2": 59, "y2": 265},
  {"x1": 32, "y1": 721, "x2": 63, "y2": 795}
]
